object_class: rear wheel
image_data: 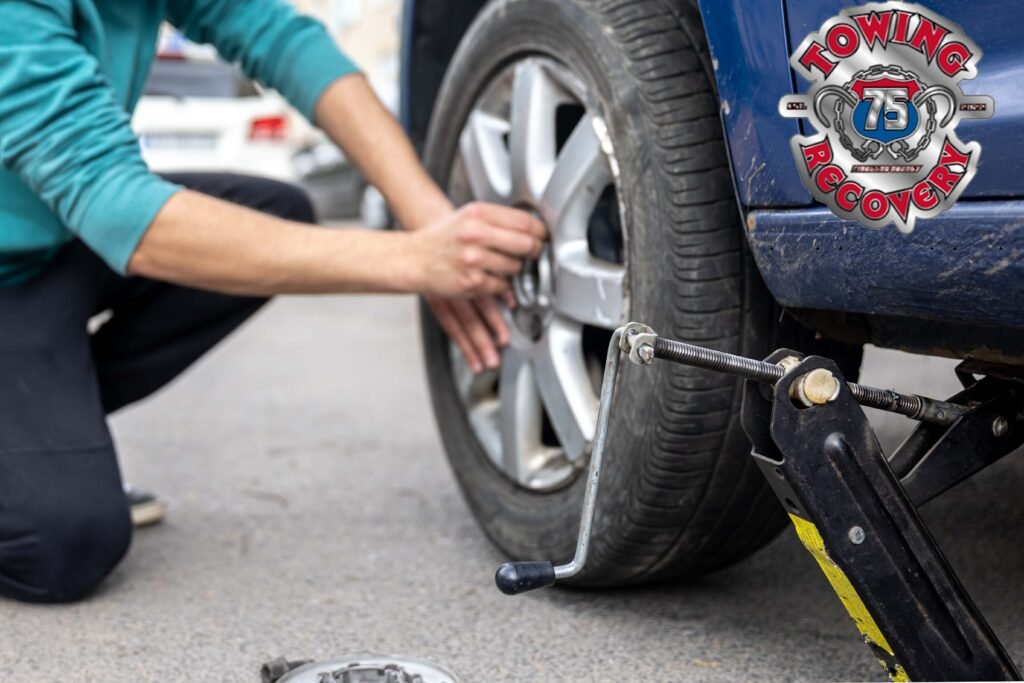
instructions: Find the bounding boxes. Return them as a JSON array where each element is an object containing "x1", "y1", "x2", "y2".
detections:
[{"x1": 420, "y1": 0, "x2": 861, "y2": 584}]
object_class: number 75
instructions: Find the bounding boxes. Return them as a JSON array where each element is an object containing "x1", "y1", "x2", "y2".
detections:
[{"x1": 862, "y1": 88, "x2": 910, "y2": 131}]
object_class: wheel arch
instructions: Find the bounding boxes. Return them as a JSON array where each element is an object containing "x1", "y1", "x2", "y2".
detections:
[{"x1": 400, "y1": 0, "x2": 490, "y2": 150}]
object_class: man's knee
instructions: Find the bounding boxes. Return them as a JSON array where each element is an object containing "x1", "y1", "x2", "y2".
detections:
[{"x1": 0, "y1": 495, "x2": 131, "y2": 603}]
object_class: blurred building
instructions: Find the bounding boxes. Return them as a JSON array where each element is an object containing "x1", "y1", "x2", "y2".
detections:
[{"x1": 292, "y1": 0, "x2": 402, "y2": 111}]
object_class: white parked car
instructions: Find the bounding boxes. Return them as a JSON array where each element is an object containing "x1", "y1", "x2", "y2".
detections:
[
  {"x1": 134, "y1": 56, "x2": 369, "y2": 219},
  {"x1": 133, "y1": 57, "x2": 312, "y2": 182}
]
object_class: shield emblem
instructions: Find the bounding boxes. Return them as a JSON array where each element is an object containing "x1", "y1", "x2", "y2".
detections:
[{"x1": 849, "y1": 75, "x2": 924, "y2": 144}]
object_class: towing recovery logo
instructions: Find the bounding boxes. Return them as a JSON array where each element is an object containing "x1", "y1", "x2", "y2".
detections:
[{"x1": 780, "y1": 2, "x2": 993, "y2": 231}]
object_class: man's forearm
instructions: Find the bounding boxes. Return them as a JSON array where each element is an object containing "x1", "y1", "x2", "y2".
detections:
[
  {"x1": 125, "y1": 72, "x2": 543, "y2": 302},
  {"x1": 128, "y1": 191, "x2": 542, "y2": 298},
  {"x1": 127, "y1": 190, "x2": 417, "y2": 295},
  {"x1": 313, "y1": 74, "x2": 453, "y2": 230}
]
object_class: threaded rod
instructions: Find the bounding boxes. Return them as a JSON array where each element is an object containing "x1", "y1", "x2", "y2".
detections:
[
  {"x1": 651, "y1": 337, "x2": 963, "y2": 425},
  {"x1": 654, "y1": 337, "x2": 786, "y2": 384}
]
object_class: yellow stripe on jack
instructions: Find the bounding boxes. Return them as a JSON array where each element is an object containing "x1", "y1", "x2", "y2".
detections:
[{"x1": 789, "y1": 514, "x2": 911, "y2": 682}]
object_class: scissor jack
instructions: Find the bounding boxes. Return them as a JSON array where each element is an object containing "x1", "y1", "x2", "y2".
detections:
[{"x1": 494, "y1": 322, "x2": 1024, "y2": 682}]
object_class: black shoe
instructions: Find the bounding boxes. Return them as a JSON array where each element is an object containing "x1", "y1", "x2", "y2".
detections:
[{"x1": 124, "y1": 484, "x2": 167, "y2": 528}]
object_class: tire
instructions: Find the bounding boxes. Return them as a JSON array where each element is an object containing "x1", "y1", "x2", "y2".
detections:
[{"x1": 420, "y1": 0, "x2": 862, "y2": 585}]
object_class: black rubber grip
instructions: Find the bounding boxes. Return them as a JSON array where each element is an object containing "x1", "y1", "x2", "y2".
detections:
[{"x1": 494, "y1": 561, "x2": 556, "y2": 595}]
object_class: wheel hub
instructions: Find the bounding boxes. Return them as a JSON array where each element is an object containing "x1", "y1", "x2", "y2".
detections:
[{"x1": 512, "y1": 245, "x2": 554, "y2": 341}]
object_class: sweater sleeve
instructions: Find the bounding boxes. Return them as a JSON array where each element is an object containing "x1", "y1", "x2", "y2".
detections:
[
  {"x1": 165, "y1": 0, "x2": 361, "y2": 121},
  {"x1": 0, "y1": 1, "x2": 182, "y2": 274}
]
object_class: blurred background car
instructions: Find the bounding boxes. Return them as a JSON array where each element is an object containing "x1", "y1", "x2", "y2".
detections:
[{"x1": 132, "y1": 27, "x2": 372, "y2": 221}]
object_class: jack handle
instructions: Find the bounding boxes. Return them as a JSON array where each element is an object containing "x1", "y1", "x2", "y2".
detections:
[{"x1": 494, "y1": 325, "x2": 635, "y2": 595}]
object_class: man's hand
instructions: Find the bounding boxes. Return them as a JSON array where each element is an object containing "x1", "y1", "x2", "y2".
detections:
[
  {"x1": 425, "y1": 296, "x2": 511, "y2": 373},
  {"x1": 407, "y1": 202, "x2": 546, "y2": 372},
  {"x1": 407, "y1": 202, "x2": 545, "y2": 298}
]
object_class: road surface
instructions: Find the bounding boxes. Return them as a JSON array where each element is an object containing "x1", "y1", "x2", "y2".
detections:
[{"x1": 1, "y1": 295, "x2": 1021, "y2": 681}]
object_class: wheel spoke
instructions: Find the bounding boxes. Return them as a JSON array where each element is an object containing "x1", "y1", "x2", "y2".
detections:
[
  {"x1": 458, "y1": 111, "x2": 512, "y2": 202},
  {"x1": 540, "y1": 112, "x2": 621, "y2": 329},
  {"x1": 466, "y1": 398, "x2": 502, "y2": 466},
  {"x1": 450, "y1": 345, "x2": 503, "y2": 465},
  {"x1": 533, "y1": 319, "x2": 597, "y2": 460},
  {"x1": 452, "y1": 344, "x2": 499, "y2": 403},
  {"x1": 540, "y1": 114, "x2": 613, "y2": 238},
  {"x1": 552, "y1": 242, "x2": 626, "y2": 328},
  {"x1": 509, "y1": 60, "x2": 561, "y2": 201},
  {"x1": 499, "y1": 345, "x2": 543, "y2": 482}
]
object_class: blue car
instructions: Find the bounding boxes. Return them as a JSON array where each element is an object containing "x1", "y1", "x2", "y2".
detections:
[{"x1": 401, "y1": 0, "x2": 1023, "y2": 591}]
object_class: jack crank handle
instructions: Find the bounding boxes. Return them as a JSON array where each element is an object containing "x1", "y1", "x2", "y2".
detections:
[
  {"x1": 494, "y1": 327, "x2": 626, "y2": 595},
  {"x1": 494, "y1": 561, "x2": 556, "y2": 595}
]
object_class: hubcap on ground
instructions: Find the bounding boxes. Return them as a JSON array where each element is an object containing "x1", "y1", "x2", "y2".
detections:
[
  {"x1": 448, "y1": 57, "x2": 627, "y2": 491},
  {"x1": 269, "y1": 655, "x2": 459, "y2": 683}
]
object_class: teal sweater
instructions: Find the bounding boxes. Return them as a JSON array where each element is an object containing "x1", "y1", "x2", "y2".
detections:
[{"x1": 0, "y1": 0, "x2": 358, "y2": 285}]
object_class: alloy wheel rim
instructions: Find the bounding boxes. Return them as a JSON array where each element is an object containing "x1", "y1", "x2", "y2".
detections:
[{"x1": 447, "y1": 57, "x2": 628, "y2": 491}]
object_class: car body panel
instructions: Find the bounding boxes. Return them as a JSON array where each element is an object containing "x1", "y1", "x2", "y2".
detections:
[
  {"x1": 747, "y1": 201, "x2": 1024, "y2": 329},
  {"x1": 695, "y1": 0, "x2": 809, "y2": 207}
]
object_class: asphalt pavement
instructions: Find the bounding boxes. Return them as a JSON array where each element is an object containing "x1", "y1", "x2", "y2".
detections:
[{"x1": 1, "y1": 295, "x2": 1021, "y2": 681}]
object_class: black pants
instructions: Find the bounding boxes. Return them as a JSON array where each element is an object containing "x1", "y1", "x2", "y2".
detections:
[{"x1": 0, "y1": 173, "x2": 314, "y2": 603}]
